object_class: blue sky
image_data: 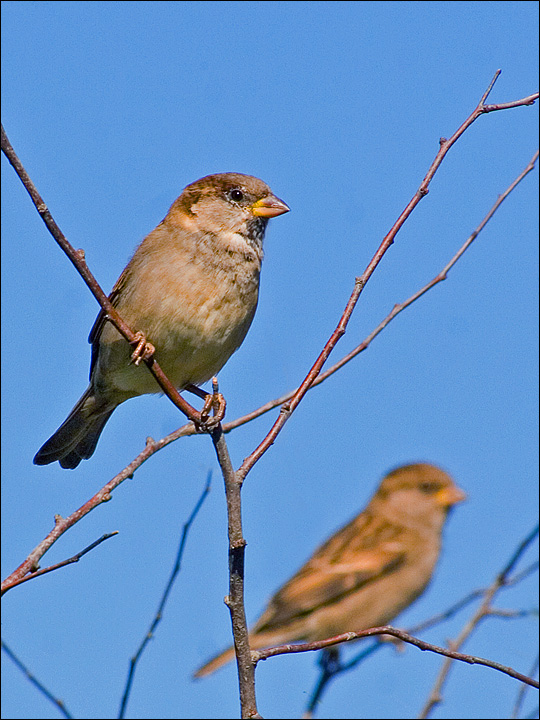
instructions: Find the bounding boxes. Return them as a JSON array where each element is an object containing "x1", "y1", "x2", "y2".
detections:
[{"x1": 1, "y1": 2, "x2": 538, "y2": 719}]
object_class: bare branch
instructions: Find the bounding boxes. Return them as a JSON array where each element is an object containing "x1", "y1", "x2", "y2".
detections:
[
  {"x1": 1, "y1": 125, "x2": 208, "y2": 427},
  {"x1": 216, "y1": 148, "x2": 540, "y2": 435},
  {"x1": 252, "y1": 625, "x2": 539, "y2": 689},
  {"x1": 0, "y1": 433, "x2": 189, "y2": 592},
  {"x1": 235, "y1": 74, "x2": 539, "y2": 481},
  {"x1": 118, "y1": 474, "x2": 211, "y2": 719},
  {"x1": 1, "y1": 532, "x2": 118, "y2": 592},
  {"x1": 2, "y1": 640, "x2": 73, "y2": 719},
  {"x1": 419, "y1": 525, "x2": 539, "y2": 718},
  {"x1": 512, "y1": 655, "x2": 540, "y2": 719},
  {"x1": 2, "y1": 71, "x2": 538, "y2": 720},
  {"x1": 210, "y1": 424, "x2": 262, "y2": 719}
]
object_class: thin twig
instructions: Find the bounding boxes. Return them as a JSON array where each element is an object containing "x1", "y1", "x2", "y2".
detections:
[
  {"x1": 2, "y1": 532, "x2": 118, "y2": 591},
  {"x1": 1, "y1": 124, "x2": 205, "y2": 426},
  {"x1": 419, "y1": 525, "x2": 539, "y2": 718},
  {"x1": 4, "y1": 137, "x2": 536, "y2": 598},
  {"x1": 2, "y1": 640, "x2": 73, "y2": 719},
  {"x1": 218, "y1": 147, "x2": 540, "y2": 435},
  {"x1": 499, "y1": 526, "x2": 540, "y2": 580},
  {"x1": 302, "y1": 649, "x2": 343, "y2": 719},
  {"x1": 302, "y1": 550, "x2": 539, "y2": 718},
  {"x1": 252, "y1": 625, "x2": 539, "y2": 689},
  {"x1": 118, "y1": 473, "x2": 211, "y2": 719},
  {"x1": 235, "y1": 73, "x2": 539, "y2": 481},
  {"x1": 3, "y1": 73, "x2": 538, "y2": 720},
  {"x1": 0, "y1": 432, "x2": 192, "y2": 593},
  {"x1": 512, "y1": 655, "x2": 540, "y2": 719}
]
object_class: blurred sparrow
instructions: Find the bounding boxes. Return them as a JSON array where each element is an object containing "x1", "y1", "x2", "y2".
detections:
[
  {"x1": 194, "y1": 462, "x2": 466, "y2": 677},
  {"x1": 34, "y1": 173, "x2": 289, "y2": 469}
]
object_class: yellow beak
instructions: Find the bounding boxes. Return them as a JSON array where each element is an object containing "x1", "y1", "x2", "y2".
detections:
[
  {"x1": 251, "y1": 195, "x2": 290, "y2": 218},
  {"x1": 436, "y1": 485, "x2": 467, "y2": 508}
]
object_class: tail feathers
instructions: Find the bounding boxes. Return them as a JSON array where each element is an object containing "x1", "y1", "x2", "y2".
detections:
[
  {"x1": 34, "y1": 387, "x2": 116, "y2": 469},
  {"x1": 193, "y1": 631, "x2": 285, "y2": 678},
  {"x1": 193, "y1": 646, "x2": 236, "y2": 679}
]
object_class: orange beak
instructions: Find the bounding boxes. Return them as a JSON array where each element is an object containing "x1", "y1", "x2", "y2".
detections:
[
  {"x1": 251, "y1": 195, "x2": 290, "y2": 218},
  {"x1": 436, "y1": 485, "x2": 467, "y2": 508}
]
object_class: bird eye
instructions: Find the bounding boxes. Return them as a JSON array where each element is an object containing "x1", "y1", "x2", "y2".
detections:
[
  {"x1": 419, "y1": 482, "x2": 439, "y2": 494},
  {"x1": 229, "y1": 189, "x2": 244, "y2": 202}
]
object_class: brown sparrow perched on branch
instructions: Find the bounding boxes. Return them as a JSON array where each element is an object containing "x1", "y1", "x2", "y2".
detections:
[
  {"x1": 194, "y1": 463, "x2": 466, "y2": 677},
  {"x1": 34, "y1": 173, "x2": 289, "y2": 469}
]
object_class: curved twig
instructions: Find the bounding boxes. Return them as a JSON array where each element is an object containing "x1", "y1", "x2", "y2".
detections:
[
  {"x1": 253, "y1": 626, "x2": 539, "y2": 689},
  {"x1": 1, "y1": 125, "x2": 204, "y2": 426},
  {"x1": 118, "y1": 474, "x2": 211, "y2": 718}
]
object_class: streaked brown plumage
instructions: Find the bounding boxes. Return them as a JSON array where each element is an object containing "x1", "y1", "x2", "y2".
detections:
[
  {"x1": 34, "y1": 173, "x2": 289, "y2": 468},
  {"x1": 194, "y1": 463, "x2": 466, "y2": 677}
]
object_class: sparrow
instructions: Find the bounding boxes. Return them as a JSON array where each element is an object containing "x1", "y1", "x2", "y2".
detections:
[
  {"x1": 194, "y1": 462, "x2": 466, "y2": 677},
  {"x1": 34, "y1": 173, "x2": 289, "y2": 469}
]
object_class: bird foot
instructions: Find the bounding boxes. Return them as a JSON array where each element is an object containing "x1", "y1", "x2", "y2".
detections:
[
  {"x1": 199, "y1": 390, "x2": 226, "y2": 428},
  {"x1": 130, "y1": 332, "x2": 155, "y2": 365}
]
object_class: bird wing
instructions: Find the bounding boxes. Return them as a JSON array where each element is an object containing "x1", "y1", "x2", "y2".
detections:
[
  {"x1": 87, "y1": 269, "x2": 129, "y2": 379},
  {"x1": 255, "y1": 511, "x2": 406, "y2": 632}
]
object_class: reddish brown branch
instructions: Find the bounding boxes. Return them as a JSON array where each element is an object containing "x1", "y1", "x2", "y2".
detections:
[
  {"x1": 1, "y1": 533, "x2": 118, "y2": 592},
  {"x1": 419, "y1": 524, "x2": 540, "y2": 717},
  {"x1": 0, "y1": 432, "x2": 191, "y2": 593},
  {"x1": 300, "y1": 534, "x2": 539, "y2": 717},
  {"x1": 1, "y1": 125, "x2": 205, "y2": 427},
  {"x1": 3, "y1": 72, "x2": 537, "y2": 720},
  {"x1": 235, "y1": 72, "x2": 539, "y2": 481},
  {"x1": 217, "y1": 148, "x2": 539, "y2": 436},
  {"x1": 3, "y1": 147, "x2": 536, "y2": 598},
  {"x1": 252, "y1": 626, "x2": 539, "y2": 689}
]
